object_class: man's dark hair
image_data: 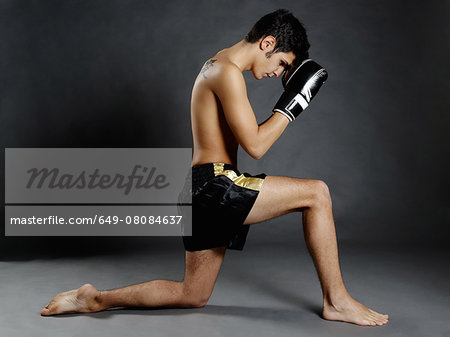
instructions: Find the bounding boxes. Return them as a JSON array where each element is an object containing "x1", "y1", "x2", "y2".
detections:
[{"x1": 245, "y1": 9, "x2": 310, "y2": 63}]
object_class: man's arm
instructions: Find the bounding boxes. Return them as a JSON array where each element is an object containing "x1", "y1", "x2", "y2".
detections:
[{"x1": 212, "y1": 65, "x2": 289, "y2": 159}]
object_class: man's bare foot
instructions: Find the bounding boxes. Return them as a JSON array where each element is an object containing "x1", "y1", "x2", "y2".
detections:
[
  {"x1": 40, "y1": 283, "x2": 103, "y2": 316},
  {"x1": 323, "y1": 295, "x2": 389, "y2": 326}
]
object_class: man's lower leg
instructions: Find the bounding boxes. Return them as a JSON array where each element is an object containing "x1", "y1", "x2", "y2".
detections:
[
  {"x1": 302, "y1": 204, "x2": 348, "y2": 304},
  {"x1": 97, "y1": 280, "x2": 195, "y2": 310}
]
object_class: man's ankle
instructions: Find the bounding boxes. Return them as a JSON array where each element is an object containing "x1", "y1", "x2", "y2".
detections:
[
  {"x1": 323, "y1": 288, "x2": 351, "y2": 308},
  {"x1": 94, "y1": 290, "x2": 108, "y2": 311}
]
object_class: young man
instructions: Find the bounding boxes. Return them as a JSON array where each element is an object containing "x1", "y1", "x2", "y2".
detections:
[{"x1": 41, "y1": 9, "x2": 388, "y2": 326}]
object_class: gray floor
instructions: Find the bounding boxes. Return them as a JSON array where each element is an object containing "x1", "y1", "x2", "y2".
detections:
[{"x1": 1, "y1": 240, "x2": 449, "y2": 337}]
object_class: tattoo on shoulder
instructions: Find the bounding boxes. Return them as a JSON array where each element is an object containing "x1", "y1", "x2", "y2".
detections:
[{"x1": 201, "y1": 59, "x2": 217, "y2": 79}]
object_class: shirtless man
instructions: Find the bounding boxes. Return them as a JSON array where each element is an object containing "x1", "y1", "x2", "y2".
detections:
[{"x1": 41, "y1": 9, "x2": 388, "y2": 326}]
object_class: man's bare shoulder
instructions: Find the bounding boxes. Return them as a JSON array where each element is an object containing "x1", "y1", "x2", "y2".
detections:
[{"x1": 198, "y1": 57, "x2": 245, "y2": 91}]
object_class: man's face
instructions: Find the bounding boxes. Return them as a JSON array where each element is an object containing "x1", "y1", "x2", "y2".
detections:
[
  {"x1": 253, "y1": 42, "x2": 296, "y2": 80},
  {"x1": 263, "y1": 51, "x2": 296, "y2": 79}
]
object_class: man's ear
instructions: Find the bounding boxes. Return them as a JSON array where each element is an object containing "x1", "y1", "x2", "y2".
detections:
[{"x1": 259, "y1": 35, "x2": 277, "y2": 52}]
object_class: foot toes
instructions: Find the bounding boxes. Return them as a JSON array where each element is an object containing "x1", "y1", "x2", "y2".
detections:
[{"x1": 41, "y1": 306, "x2": 57, "y2": 316}]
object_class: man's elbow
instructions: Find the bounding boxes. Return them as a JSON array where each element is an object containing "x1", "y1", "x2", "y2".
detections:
[
  {"x1": 246, "y1": 144, "x2": 266, "y2": 160},
  {"x1": 249, "y1": 152, "x2": 263, "y2": 160}
]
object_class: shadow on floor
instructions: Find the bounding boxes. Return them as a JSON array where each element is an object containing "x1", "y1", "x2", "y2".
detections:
[{"x1": 46, "y1": 303, "x2": 322, "y2": 322}]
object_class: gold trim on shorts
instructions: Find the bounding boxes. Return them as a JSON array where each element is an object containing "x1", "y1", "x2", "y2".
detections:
[{"x1": 213, "y1": 163, "x2": 264, "y2": 191}]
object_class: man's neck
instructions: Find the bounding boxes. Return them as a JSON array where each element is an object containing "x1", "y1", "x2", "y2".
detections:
[{"x1": 221, "y1": 40, "x2": 256, "y2": 72}]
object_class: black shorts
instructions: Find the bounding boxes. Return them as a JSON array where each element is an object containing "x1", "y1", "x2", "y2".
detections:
[{"x1": 178, "y1": 163, "x2": 266, "y2": 251}]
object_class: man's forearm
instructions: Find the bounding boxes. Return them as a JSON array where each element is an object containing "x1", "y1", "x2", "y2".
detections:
[{"x1": 254, "y1": 111, "x2": 290, "y2": 158}]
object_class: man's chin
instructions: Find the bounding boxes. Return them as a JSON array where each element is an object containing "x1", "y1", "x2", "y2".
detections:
[{"x1": 251, "y1": 70, "x2": 262, "y2": 80}]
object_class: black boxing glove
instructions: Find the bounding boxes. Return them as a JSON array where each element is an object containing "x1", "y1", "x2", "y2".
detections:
[{"x1": 273, "y1": 59, "x2": 328, "y2": 122}]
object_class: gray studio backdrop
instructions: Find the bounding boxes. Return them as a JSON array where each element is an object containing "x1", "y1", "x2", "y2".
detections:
[{"x1": 1, "y1": 0, "x2": 449, "y2": 255}]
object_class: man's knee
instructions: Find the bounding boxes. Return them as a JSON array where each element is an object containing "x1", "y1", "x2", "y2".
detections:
[
  {"x1": 181, "y1": 284, "x2": 211, "y2": 308},
  {"x1": 310, "y1": 180, "x2": 332, "y2": 208},
  {"x1": 182, "y1": 294, "x2": 210, "y2": 308}
]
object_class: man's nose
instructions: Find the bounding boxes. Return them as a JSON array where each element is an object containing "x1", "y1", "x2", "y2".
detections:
[{"x1": 274, "y1": 67, "x2": 283, "y2": 78}]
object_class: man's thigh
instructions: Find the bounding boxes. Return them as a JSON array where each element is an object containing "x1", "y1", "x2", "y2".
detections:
[{"x1": 244, "y1": 175, "x2": 321, "y2": 225}]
